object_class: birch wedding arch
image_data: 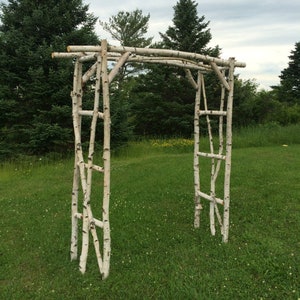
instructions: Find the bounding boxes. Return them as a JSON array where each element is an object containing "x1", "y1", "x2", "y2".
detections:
[{"x1": 52, "y1": 40, "x2": 246, "y2": 279}]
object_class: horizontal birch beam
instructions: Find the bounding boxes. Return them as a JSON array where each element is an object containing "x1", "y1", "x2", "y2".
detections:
[
  {"x1": 83, "y1": 163, "x2": 104, "y2": 172},
  {"x1": 130, "y1": 58, "x2": 210, "y2": 71},
  {"x1": 52, "y1": 52, "x2": 92, "y2": 59},
  {"x1": 53, "y1": 51, "x2": 211, "y2": 71},
  {"x1": 78, "y1": 110, "x2": 104, "y2": 119},
  {"x1": 197, "y1": 191, "x2": 224, "y2": 205},
  {"x1": 67, "y1": 45, "x2": 246, "y2": 68},
  {"x1": 52, "y1": 52, "x2": 98, "y2": 61},
  {"x1": 79, "y1": 54, "x2": 98, "y2": 62},
  {"x1": 126, "y1": 56, "x2": 212, "y2": 71},
  {"x1": 74, "y1": 213, "x2": 104, "y2": 228},
  {"x1": 197, "y1": 152, "x2": 226, "y2": 160},
  {"x1": 198, "y1": 110, "x2": 227, "y2": 116}
]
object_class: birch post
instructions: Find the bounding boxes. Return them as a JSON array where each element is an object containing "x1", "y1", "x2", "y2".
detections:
[
  {"x1": 213, "y1": 77, "x2": 226, "y2": 235},
  {"x1": 101, "y1": 40, "x2": 111, "y2": 279},
  {"x1": 85, "y1": 52, "x2": 104, "y2": 274},
  {"x1": 223, "y1": 58, "x2": 235, "y2": 243},
  {"x1": 69, "y1": 58, "x2": 91, "y2": 273},
  {"x1": 201, "y1": 76, "x2": 217, "y2": 236},
  {"x1": 70, "y1": 60, "x2": 82, "y2": 261},
  {"x1": 193, "y1": 71, "x2": 202, "y2": 228}
]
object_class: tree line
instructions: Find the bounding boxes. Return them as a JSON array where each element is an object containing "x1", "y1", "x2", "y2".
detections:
[{"x1": 0, "y1": 0, "x2": 299, "y2": 159}]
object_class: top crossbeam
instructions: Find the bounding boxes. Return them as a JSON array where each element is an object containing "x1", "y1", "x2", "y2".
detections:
[{"x1": 52, "y1": 44, "x2": 246, "y2": 72}]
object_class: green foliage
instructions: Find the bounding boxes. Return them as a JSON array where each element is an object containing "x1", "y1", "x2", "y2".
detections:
[
  {"x1": 276, "y1": 41, "x2": 300, "y2": 104},
  {"x1": 100, "y1": 9, "x2": 153, "y2": 85},
  {"x1": 129, "y1": 1, "x2": 222, "y2": 138},
  {"x1": 233, "y1": 74, "x2": 300, "y2": 127},
  {"x1": 130, "y1": 64, "x2": 195, "y2": 137},
  {"x1": 160, "y1": 0, "x2": 216, "y2": 54},
  {"x1": 0, "y1": 0, "x2": 98, "y2": 158},
  {"x1": 110, "y1": 88, "x2": 133, "y2": 149},
  {"x1": 1, "y1": 0, "x2": 298, "y2": 161},
  {"x1": 100, "y1": 9, "x2": 153, "y2": 47}
]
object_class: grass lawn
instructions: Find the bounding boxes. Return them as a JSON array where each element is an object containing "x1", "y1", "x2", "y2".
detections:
[{"x1": 0, "y1": 141, "x2": 299, "y2": 299}]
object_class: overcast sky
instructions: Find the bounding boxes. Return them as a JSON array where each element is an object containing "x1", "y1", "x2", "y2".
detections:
[{"x1": 87, "y1": 0, "x2": 300, "y2": 90}]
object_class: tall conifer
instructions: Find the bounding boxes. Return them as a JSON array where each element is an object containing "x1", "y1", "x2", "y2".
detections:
[{"x1": 0, "y1": 0, "x2": 98, "y2": 156}]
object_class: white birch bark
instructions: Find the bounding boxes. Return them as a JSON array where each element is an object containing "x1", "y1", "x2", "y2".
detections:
[
  {"x1": 193, "y1": 71, "x2": 202, "y2": 228},
  {"x1": 69, "y1": 60, "x2": 91, "y2": 274},
  {"x1": 101, "y1": 40, "x2": 111, "y2": 279},
  {"x1": 82, "y1": 62, "x2": 97, "y2": 85},
  {"x1": 67, "y1": 45, "x2": 246, "y2": 68},
  {"x1": 184, "y1": 68, "x2": 198, "y2": 90},
  {"x1": 108, "y1": 52, "x2": 131, "y2": 83},
  {"x1": 201, "y1": 76, "x2": 216, "y2": 236},
  {"x1": 223, "y1": 58, "x2": 235, "y2": 243},
  {"x1": 85, "y1": 53, "x2": 104, "y2": 274},
  {"x1": 213, "y1": 78, "x2": 226, "y2": 235},
  {"x1": 210, "y1": 62, "x2": 230, "y2": 91},
  {"x1": 70, "y1": 60, "x2": 82, "y2": 261}
]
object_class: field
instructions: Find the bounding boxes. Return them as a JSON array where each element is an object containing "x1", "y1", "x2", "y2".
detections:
[{"x1": 0, "y1": 125, "x2": 300, "y2": 299}]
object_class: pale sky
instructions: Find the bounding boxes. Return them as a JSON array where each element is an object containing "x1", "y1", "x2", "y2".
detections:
[{"x1": 87, "y1": 0, "x2": 300, "y2": 90}]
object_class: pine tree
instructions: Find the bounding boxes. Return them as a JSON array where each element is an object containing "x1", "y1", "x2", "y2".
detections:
[
  {"x1": 100, "y1": 9, "x2": 152, "y2": 48},
  {"x1": 100, "y1": 9, "x2": 153, "y2": 83},
  {"x1": 160, "y1": 0, "x2": 217, "y2": 54},
  {"x1": 277, "y1": 42, "x2": 300, "y2": 104},
  {"x1": 0, "y1": 0, "x2": 98, "y2": 157},
  {"x1": 129, "y1": 0, "x2": 220, "y2": 137}
]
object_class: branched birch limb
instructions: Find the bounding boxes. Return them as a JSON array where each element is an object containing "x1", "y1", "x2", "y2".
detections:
[
  {"x1": 108, "y1": 52, "x2": 131, "y2": 83},
  {"x1": 82, "y1": 62, "x2": 97, "y2": 85},
  {"x1": 184, "y1": 68, "x2": 198, "y2": 90},
  {"x1": 210, "y1": 62, "x2": 230, "y2": 91}
]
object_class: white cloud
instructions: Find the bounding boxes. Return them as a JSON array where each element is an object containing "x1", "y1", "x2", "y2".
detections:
[{"x1": 88, "y1": 0, "x2": 300, "y2": 89}]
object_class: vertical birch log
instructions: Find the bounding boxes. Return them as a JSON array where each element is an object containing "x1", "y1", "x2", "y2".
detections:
[
  {"x1": 201, "y1": 76, "x2": 216, "y2": 236},
  {"x1": 85, "y1": 53, "x2": 104, "y2": 273},
  {"x1": 101, "y1": 40, "x2": 111, "y2": 279},
  {"x1": 214, "y1": 79, "x2": 225, "y2": 182},
  {"x1": 193, "y1": 71, "x2": 202, "y2": 228},
  {"x1": 70, "y1": 60, "x2": 90, "y2": 273},
  {"x1": 223, "y1": 58, "x2": 235, "y2": 243},
  {"x1": 70, "y1": 60, "x2": 83, "y2": 260},
  {"x1": 213, "y1": 80, "x2": 226, "y2": 234}
]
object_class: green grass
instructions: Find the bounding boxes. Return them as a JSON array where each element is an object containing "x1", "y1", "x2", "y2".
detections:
[
  {"x1": 233, "y1": 123, "x2": 300, "y2": 148},
  {"x1": 1, "y1": 127, "x2": 300, "y2": 299}
]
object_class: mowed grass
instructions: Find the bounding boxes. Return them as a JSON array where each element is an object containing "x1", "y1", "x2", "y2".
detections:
[{"x1": 1, "y1": 135, "x2": 300, "y2": 299}]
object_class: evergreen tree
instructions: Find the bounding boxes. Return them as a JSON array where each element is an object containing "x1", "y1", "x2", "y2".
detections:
[
  {"x1": 131, "y1": 64, "x2": 195, "y2": 137},
  {"x1": 100, "y1": 9, "x2": 153, "y2": 83},
  {"x1": 100, "y1": 9, "x2": 152, "y2": 48},
  {"x1": 130, "y1": 0, "x2": 220, "y2": 137},
  {"x1": 0, "y1": 0, "x2": 98, "y2": 157},
  {"x1": 99, "y1": 9, "x2": 154, "y2": 142},
  {"x1": 160, "y1": 0, "x2": 217, "y2": 55},
  {"x1": 277, "y1": 42, "x2": 300, "y2": 104}
]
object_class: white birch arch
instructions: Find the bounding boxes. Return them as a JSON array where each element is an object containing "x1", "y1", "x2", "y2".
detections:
[{"x1": 52, "y1": 40, "x2": 246, "y2": 279}]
